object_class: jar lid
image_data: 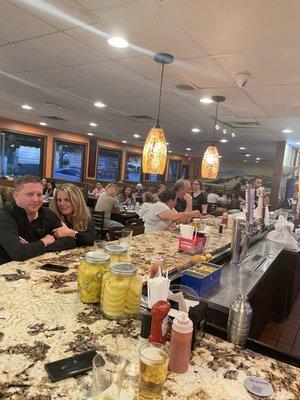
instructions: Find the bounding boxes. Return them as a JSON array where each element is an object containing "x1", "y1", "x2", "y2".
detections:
[
  {"x1": 110, "y1": 262, "x2": 137, "y2": 276},
  {"x1": 105, "y1": 244, "x2": 127, "y2": 253},
  {"x1": 85, "y1": 251, "x2": 111, "y2": 263}
]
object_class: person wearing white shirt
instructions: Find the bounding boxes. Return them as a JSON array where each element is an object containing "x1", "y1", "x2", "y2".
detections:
[
  {"x1": 138, "y1": 191, "x2": 155, "y2": 221},
  {"x1": 206, "y1": 186, "x2": 227, "y2": 205},
  {"x1": 144, "y1": 189, "x2": 201, "y2": 234}
]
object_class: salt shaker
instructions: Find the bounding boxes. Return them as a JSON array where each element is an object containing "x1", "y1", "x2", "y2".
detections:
[{"x1": 227, "y1": 294, "x2": 252, "y2": 347}]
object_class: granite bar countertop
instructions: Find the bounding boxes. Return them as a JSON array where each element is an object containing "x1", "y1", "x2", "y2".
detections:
[{"x1": 0, "y1": 244, "x2": 299, "y2": 399}]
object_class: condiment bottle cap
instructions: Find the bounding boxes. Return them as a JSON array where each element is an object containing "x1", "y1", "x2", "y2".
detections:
[{"x1": 172, "y1": 312, "x2": 193, "y2": 334}]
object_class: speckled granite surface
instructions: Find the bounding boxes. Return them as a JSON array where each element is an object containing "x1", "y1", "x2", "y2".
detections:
[{"x1": 1, "y1": 231, "x2": 298, "y2": 400}]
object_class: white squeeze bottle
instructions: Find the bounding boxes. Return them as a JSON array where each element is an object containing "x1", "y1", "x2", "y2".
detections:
[{"x1": 169, "y1": 312, "x2": 193, "y2": 374}]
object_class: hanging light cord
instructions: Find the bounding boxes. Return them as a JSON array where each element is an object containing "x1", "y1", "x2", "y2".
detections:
[
  {"x1": 156, "y1": 63, "x2": 165, "y2": 128},
  {"x1": 212, "y1": 100, "x2": 219, "y2": 145}
]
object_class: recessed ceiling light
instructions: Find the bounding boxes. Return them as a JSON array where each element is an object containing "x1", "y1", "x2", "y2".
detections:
[
  {"x1": 185, "y1": 153, "x2": 188, "y2": 156},
  {"x1": 245, "y1": 154, "x2": 250, "y2": 157},
  {"x1": 200, "y1": 97, "x2": 213, "y2": 104},
  {"x1": 87, "y1": 132, "x2": 94, "y2": 136},
  {"x1": 215, "y1": 124, "x2": 220, "y2": 130},
  {"x1": 166, "y1": 142, "x2": 170, "y2": 145},
  {"x1": 133, "y1": 133, "x2": 140, "y2": 138},
  {"x1": 168, "y1": 150, "x2": 172, "y2": 153},
  {"x1": 220, "y1": 139, "x2": 228, "y2": 143},
  {"x1": 122, "y1": 140, "x2": 127, "y2": 144},
  {"x1": 239, "y1": 146, "x2": 246, "y2": 150},
  {"x1": 282, "y1": 129, "x2": 293, "y2": 133},
  {"x1": 186, "y1": 147, "x2": 191, "y2": 151},
  {"x1": 22, "y1": 104, "x2": 34, "y2": 110},
  {"x1": 94, "y1": 101, "x2": 106, "y2": 108},
  {"x1": 89, "y1": 122, "x2": 98, "y2": 127},
  {"x1": 231, "y1": 132, "x2": 236, "y2": 138},
  {"x1": 191, "y1": 128, "x2": 201, "y2": 133},
  {"x1": 256, "y1": 157, "x2": 261, "y2": 161},
  {"x1": 39, "y1": 122, "x2": 47, "y2": 126},
  {"x1": 218, "y1": 155, "x2": 223, "y2": 159},
  {"x1": 255, "y1": 161, "x2": 259, "y2": 163},
  {"x1": 107, "y1": 36, "x2": 128, "y2": 48},
  {"x1": 222, "y1": 128, "x2": 227, "y2": 134},
  {"x1": 244, "y1": 160, "x2": 247, "y2": 163}
]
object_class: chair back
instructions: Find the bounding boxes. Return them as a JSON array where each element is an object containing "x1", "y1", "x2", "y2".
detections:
[
  {"x1": 108, "y1": 227, "x2": 124, "y2": 241},
  {"x1": 91, "y1": 209, "x2": 105, "y2": 231}
]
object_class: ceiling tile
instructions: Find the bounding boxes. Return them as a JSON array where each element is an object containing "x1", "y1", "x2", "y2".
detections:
[
  {"x1": 17, "y1": 32, "x2": 107, "y2": 66},
  {"x1": 245, "y1": 85, "x2": 300, "y2": 106},
  {"x1": 159, "y1": 0, "x2": 300, "y2": 55},
  {"x1": 66, "y1": 23, "x2": 141, "y2": 59},
  {"x1": 169, "y1": 56, "x2": 234, "y2": 88},
  {"x1": 93, "y1": 0, "x2": 206, "y2": 59},
  {"x1": 76, "y1": 0, "x2": 139, "y2": 10},
  {"x1": 118, "y1": 55, "x2": 174, "y2": 79},
  {"x1": 71, "y1": 60, "x2": 143, "y2": 83},
  {"x1": 214, "y1": 50, "x2": 300, "y2": 87},
  {"x1": 0, "y1": 1, "x2": 55, "y2": 42},
  {"x1": 7, "y1": 0, "x2": 99, "y2": 30},
  {"x1": 15, "y1": 67, "x2": 100, "y2": 89},
  {"x1": 0, "y1": 44, "x2": 61, "y2": 73}
]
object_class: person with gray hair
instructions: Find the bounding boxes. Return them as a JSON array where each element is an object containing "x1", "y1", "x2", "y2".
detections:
[{"x1": 173, "y1": 178, "x2": 193, "y2": 213}]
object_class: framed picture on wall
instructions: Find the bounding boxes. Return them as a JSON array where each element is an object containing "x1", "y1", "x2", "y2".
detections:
[
  {"x1": 53, "y1": 140, "x2": 85, "y2": 182},
  {"x1": 125, "y1": 152, "x2": 141, "y2": 182},
  {"x1": 168, "y1": 159, "x2": 181, "y2": 182},
  {"x1": 97, "y1": 147, "x2": 121, "y2": 182}
]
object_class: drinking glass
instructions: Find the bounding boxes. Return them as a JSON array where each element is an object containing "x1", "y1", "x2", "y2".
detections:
[
  {"x1": 139, "y1": 342, "x2": 169, "y2": 399},
  {"x1": 118, "y1": 229, "x2": 133, "y2": 249},
  {"x1": 94, "y1": 240, "x2": 107, "y2": 253},
  {"x1": 92, "y1": 354, "x2": 126, "y2": 400},
  {"x1": 201, "y1": 204, "x2": 208, "y2": 215}
]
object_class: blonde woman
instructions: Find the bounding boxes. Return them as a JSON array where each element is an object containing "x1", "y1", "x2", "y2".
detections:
[{"x1": 50, "y1": 183, "x2": 97, "y2": 246}]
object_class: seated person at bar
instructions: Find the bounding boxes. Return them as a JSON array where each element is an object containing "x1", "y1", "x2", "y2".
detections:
[
  {"x1": 192, "y1": 179, "x2": 207, "y2": 213},
  {"x1": 91, "y1": 182, "x2": 105, "y2": 197},
  {"x1": 118, "y1": 185, "x2": 136, "y2": 208},
  {"x1": 153, "y1": 183, "x2": 166, "y2": 202},
  {"x1": 206, "y1": 186, "x2": 227, "y2": 205},
  {"x1": 139, "y1": 191, "x2": 155, "y2": 221},
  {"x1": 173, "y1": 178, "x2": 193, "y2": 212},
  {"x1": 50, "y1": 183, "x2": 97, "y2": 246},
  {"x1": 144, "y1": 189, "x2": 201, "y2": 233},
  {"x1": 0, "y1": 175, "x2": 76, "y2": 265},
  {"x1": 95, "y1": 183, "x2": 124, "y2": 228}
]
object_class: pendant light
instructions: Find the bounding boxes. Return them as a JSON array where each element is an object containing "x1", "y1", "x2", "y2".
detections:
[
  {"x1": 142, "y1": 52, "x2": 174, "y2": 174},
  {"x1": 201, "y1": 95, "x2": 225, "y2": 180}
]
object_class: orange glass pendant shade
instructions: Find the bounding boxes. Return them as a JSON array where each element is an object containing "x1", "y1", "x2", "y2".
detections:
[
  {"x1": 142, "y1": 127, "x2": 167, "y2": 174},
  {"x1": 201, "y1": 145, "x2": 219, "y2": 179}
]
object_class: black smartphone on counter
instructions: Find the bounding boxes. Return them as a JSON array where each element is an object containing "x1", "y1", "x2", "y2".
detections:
[
  {"x1": 40, "y1": 264, "x2": 69, "y2": 273},
  {"x1": 44, "y1": 350, "x2": 100, "y2": 382}
]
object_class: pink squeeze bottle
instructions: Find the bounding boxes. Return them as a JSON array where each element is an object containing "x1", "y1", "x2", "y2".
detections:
[{"x1": 169, "y1": 312, "x2": 193, "y2": 374}]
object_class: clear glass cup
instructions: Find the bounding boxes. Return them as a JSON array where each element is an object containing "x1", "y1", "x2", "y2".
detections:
[
  {"x1": 118, "y1": 229, "x2": 133, "y2": 249},
  {"x1": 139, "y1": 342, "x2": 169, "y2": 399},
  {"x1": 201, "y1": 204, "x2": 208, "y2": 215},
  {"x1": 94, "y1": 240, "x2": 108, "y2": 253},
  {"x1": 92, "y1": 354, "x2": 126, "y2": 400}
]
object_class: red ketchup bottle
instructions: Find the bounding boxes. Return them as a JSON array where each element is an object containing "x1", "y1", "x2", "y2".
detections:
[
  {"x1": 148, "y1": 300, "x2": 171, "y2": 344},
  {"x1": 150, "y1": 255, "x2": 164, "y2": 278},
  {"x1": 169, "y1": 312, "x2": 193, "y2": 374}
]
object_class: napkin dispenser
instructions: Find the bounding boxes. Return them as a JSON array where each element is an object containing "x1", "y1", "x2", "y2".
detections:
[{"x1": 178, "y1": 224, "x2": 206, "y2": 254}]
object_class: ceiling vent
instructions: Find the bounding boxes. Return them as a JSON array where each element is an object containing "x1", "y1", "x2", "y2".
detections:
[
  {"x1": 43, "y1": 115, "x2": 66, "y2": 121},
  {"x1": 226, "y1": 120, "x2": 260, "y2": 128},
  {"x1": 175, "y1": 84, "x2": 195, "y2": 91},
  {"x1": 129, "y1": 115, "x2": 156, "y2": 121}
]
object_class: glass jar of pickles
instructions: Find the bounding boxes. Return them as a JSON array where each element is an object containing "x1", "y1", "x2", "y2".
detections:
[
  {"x1": 105, "y1": 244, "x2": 131, "y2": 264},
  {"x1": 101, "y1": 263, "x2": 142, "y2": 320},
  {"x1": 77, "y1": 251, "x2": 111, "y2": 303}
]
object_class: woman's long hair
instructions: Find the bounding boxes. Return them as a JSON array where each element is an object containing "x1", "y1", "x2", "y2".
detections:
[{"x1": 50, "y1": 183, "x2": 91, "y2": 231}]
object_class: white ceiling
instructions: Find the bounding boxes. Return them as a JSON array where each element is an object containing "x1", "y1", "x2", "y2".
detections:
[{"x1": 0, "y1": 0, "x2": 300, "y2": 167}]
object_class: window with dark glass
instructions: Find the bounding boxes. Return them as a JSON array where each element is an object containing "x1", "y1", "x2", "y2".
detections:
[
  {"x1": 97, "y1": 148, "x2": 120, "y2": 182},
  {"x1": 181, "y1": 165, "x2": 190, "y2": 179},
  {"x1": 0, "y1": 131, "x2": 44, "y2": 178},
  {"x1": 168, "y1": 159, "x2": 181, "y2": 182},
  {"x1": 125, "y1": 152, "x2": 141, "y2": 182},
  {"x1": 53, "y1": 140, "x2": 85, "y2": 182},
  {"x1": 149, "y1": 174, "x2": 164, "y2": 183}
]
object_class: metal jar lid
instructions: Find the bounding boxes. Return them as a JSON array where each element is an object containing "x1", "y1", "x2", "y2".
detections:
[
  {"x1": 85, "y1": 251, "x2": 111, "y2": 264},
  {"x1": 105, "y1": 244, "x2": 127, "y2": 254},
  {"x1": 110, "y1": 262, "x2": 137, "y2": 276}
]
